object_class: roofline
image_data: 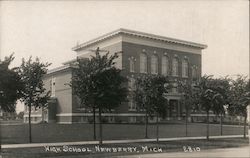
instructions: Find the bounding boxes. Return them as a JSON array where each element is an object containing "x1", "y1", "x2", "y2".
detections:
[
  {"x1": 46, "y1": 65, "x2": 71, "y2": 75},
  {"x1": 72, "y1": 28, "x2": 207, "y2": 51},
  {"x1": 62, "y1": 59, "x2": 77, "y2": 65}
]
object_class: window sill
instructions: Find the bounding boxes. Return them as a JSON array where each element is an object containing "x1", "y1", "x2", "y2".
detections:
[
  {"x1": 151, "y1": 72, "x2": 158, "y2": 75},
  {"x1": 172, "y1": 75, "x2": 179, "y2": 77},
  {"x1": 128, "y1": 109, "x2": 137, "y2": 112}
]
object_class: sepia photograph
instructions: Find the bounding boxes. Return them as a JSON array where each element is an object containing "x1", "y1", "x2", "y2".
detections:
[{"x1": 0, "y1": 0, "x2": 249, "y2": 158}]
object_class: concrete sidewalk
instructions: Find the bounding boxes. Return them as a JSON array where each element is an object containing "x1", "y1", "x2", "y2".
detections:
[
  {"x1": 120, "y1": 146, "x2": 250, "y2": 158},
  {"x1": 1, "y1": 135, "x2": 248, "y2": 149}
]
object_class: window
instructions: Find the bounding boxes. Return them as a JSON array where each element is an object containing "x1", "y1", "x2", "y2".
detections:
[
  {"x1": 50, "y1": 77, "x2": 56, "y2": 97},
  {"x1": 172, "y1": 82, "x2": 178, "y2": 93},
  {"x1": 129, "y1": 116, "x2": 137, "y2": 123},
  {"x1": 128, "y1": 99, "x2": 137, "y2": 111},
  {"x1": 182, "y1": 59, "x2": 188, "y2": 77},
  {"x1": 140, "y1": 53, "x2": 147, "y2": 73},
  {"x1": 192, "y1": 67, "x2": 198, "y2": 79},
  {"x1": 129, "y1": 59, "x2": 135, "y2": 72},
  {"x1": 162, "y1": 56, "x2": 169, "y2": 75},
  {"x1": 80, "y1": 117, "x2": 87, "y2": 123},
  {"x1": 172, "y1": 57, "x2": 179, "y2": 76},
  {"x1": 151, "y1": 55, "x2": 158, "y2": 74},
  {"x1": 128, "y1": 77, "x2": 136, "y2": 91},
  {"x1": 108, "y1": 116, "x2": 115, "y2": 123}
]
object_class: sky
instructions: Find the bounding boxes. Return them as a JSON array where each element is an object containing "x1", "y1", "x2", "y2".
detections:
[{"x1": 0, "y1": 1, "x2": 249, "y2": 112}]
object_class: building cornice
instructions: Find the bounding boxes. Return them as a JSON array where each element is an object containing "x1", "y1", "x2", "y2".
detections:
[
  {"x1": 72, "y1": 28, "x2": 207, "y2": 51},
  {"x1": 46, "y1": 65, "x2": 71, "y2": 75}
]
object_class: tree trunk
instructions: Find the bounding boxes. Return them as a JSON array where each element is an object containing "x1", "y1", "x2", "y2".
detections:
[
  {"x1": 185, "y1": 106, "x2": 188, "y2": 137},
  {"x1": 41, "y1": 106, "x2": 44, "y2": 122},
  {"x1": 243, "y1": 115, "x2": 247, "y2": 138},
  {"x1": 28, "y1": 104, "x2": 32, "y2": 143},
  {"x1": 145, "y1": 111, "x2": 148, "y2": 138},
  {"x1": 220, "y1": 113, "x2": 223, "y2": 136},
  {"x1": 206, "y1": 111, "x2": 209, "y2": 140},
  {"x1": 93, "y1": 107, "x2": 96, "y2": 140},
  {"x1": 0, "y1": 120, "x2": 2, "y2": 152},
  {"x1": 156, "y1": 113, "x2": 159, "y2": 142},
  {"x1": 98, "y1": 108, "x2": 103, "y2": 144}
]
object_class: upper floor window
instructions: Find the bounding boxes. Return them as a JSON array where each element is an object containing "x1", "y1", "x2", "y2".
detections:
[
  {"x1": 182, "y1": 59, "x2": 189, "y2": 77},
  {"x1": 129, "y1": 57, "x2": 136, "y2": 72},
  {"x1": 172, "y1": 57, "x2": 179, "y2": 76},
  {"x1": 151, "y1": 54, "x2": 158, "y2": 74},
  {"x1": 140, "y1": 53, "x2": 147, "y2": 73},
  {"x1": 162, "y1": 56, "x2": 169, "y2": 75}
]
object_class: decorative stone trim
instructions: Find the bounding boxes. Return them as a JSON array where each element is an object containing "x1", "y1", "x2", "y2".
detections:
[{"x1": 72, "y1": 28, "x2": 207, "y2": 51}]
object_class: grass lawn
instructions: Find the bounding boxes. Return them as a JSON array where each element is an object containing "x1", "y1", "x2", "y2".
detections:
[
  {"x1": 0, "y1": 123, "x2": 248, "y2": 144},
  {"x1": 1, "y1": 138, "x2": 248, "y2": 158}
]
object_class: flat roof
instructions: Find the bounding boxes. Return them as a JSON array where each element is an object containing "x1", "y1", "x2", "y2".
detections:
[{"x1": 72, "y1": 28, "x2": 207, "y2": 51}]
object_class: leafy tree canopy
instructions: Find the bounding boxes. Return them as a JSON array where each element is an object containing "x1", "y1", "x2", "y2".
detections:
[
  {"x1": 0, "y1": 54, "x2": 23, "y2": 112},
  {"x1": 71, "y1": 48, "x2": 127, "y2": 111},
  {"x1": 18, "y1": 57, "x2": 51, "y2": 108},
  {"x1": 228, "y1": 75, "x2": 250, "y2": 117},
  {"x1": 134, "y1": 75, "x2": 170, "y2": 118},
  {"x1": 195, "y1": 75, "x2": 228, "y2": 114}
]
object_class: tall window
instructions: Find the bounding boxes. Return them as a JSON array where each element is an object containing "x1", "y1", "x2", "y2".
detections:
[
  {"x1": 172, "y1": 82, "x2": 178, "y2": 93},
  {"x1": 129, "y1": 58, "x2": 135, "y2": 72},
  {"x1": 128, "y1": 99, "x2": 137, "y2": 111},
  {"x1": 192, "y1": 67, "x2": 197, "y2": 79},
  {"x1": 162, "y1": 56, "x2": 169, "y2": 75},
  {"x1": 50, "y1": 77, "x2": 56, "y2": 97},
  {"x1": 128, "y1": 77, "x2": 135, "y2": 91},
  {"x1": 140, "y1": 53, "x2": 147, "y2": 73},
  {"x1": 172, "y1": 57, "x2": 179, "y2": 76},
  {"x1": 182, "y1": 59, "x2": 188, "y2": 77},
  {"x1": 151, "y1": 55, "x2": 158, "y2": 74}
]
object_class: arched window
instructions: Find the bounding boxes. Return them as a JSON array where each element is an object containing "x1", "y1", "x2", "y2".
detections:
[
  {"x1": 140, "y1": 53, "x2": 147, "y2": 73},
  {"x1": 129, "y1": 58, "x2": 135, "y2": 72},
  {"x1": 182, "y1": 59, "x2": 188, "y2": 77},
  {"x1": 162, "y1": 56, "x2": 169, "y2": 75},
  {"x1": 151, "y1": 55, "x2": 158, "y2": 74},
  {"x1": 172, "y1": 57, "x2": 179, "y2": 76}
]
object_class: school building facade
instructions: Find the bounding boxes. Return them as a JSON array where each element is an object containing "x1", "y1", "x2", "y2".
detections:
[{"x1": 23, "y1": 28, "x2": 207, "y2": 124}]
